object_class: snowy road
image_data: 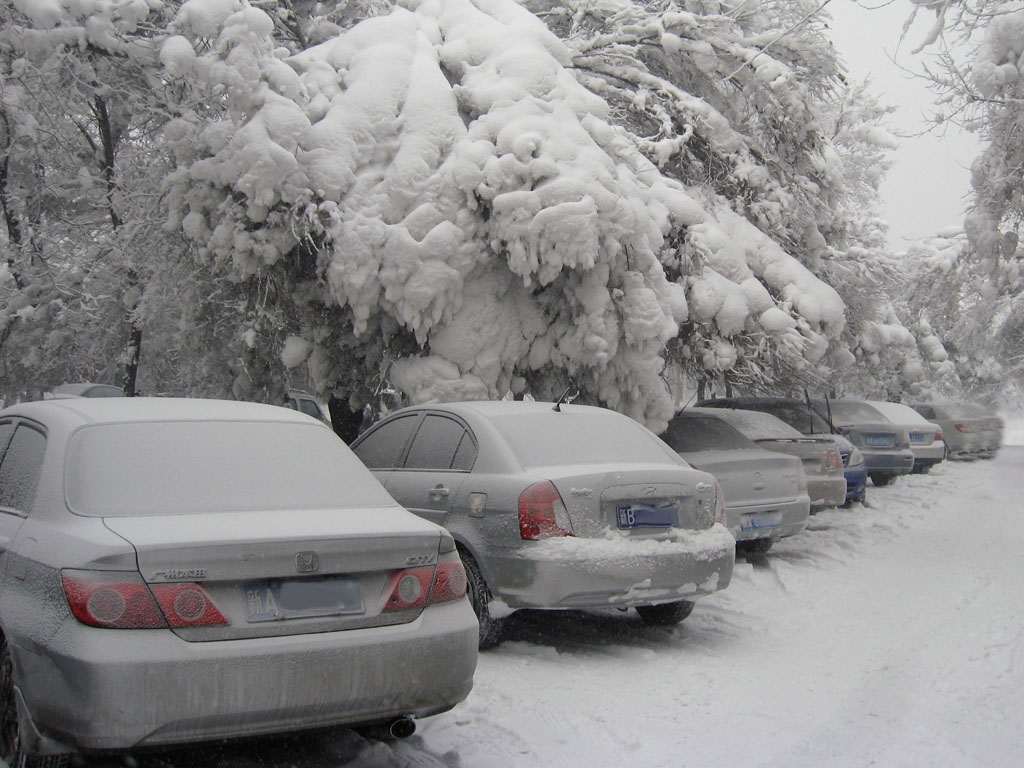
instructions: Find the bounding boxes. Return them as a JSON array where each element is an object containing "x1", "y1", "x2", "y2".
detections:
[{"x1": 94, "y1": 447, "x2": 1024, "y2": 768}]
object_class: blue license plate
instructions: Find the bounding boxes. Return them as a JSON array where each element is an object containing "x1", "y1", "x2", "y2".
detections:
[
  {"x1": 740, "y1": 511, "x2": 781, "y2": 532},
  {"x1": 865, "y1": 435, "x2": 893, "y2": 447},
  {"x1": 617, "y1": 502, "x2": 679, "y2": 529},
  {"x1": 243, "y1": 577, "x2": 364, "y2": 622},
  {"x1": 909, "y1": 432, "x2": 926, "y2": 443}
]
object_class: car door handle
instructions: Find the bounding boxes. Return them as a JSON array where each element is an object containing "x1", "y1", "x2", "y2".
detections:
[{"x1": 429, "y1": 485, "x2": 450, "y2": 498}]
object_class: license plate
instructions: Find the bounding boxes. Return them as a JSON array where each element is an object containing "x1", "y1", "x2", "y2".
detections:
[
  {"x1": 865, "y1": 435, "x2": 893, "y2": 447},
  {"x1": 740, "y1": 511, "x2": 781, "y2": 532},
  {"x1": 243, "y1": 577, "x2": 364, "y2": 622},
  {"x1": 616, "y1": 502, "x2": 679, "y2": 529},
  {"x1": 909, "y1": 432, "x2": 926, "y2": 443}
]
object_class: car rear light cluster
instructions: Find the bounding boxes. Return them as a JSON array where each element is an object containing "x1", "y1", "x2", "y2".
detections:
[
  {"x1": 712, "y1": 479, "x2": 728, "y2": 525},
  {"x1": 824, "y1": 450, "x2": 843, "y2": 471},
  {"x1": 935, "y1": 430, "x2": 943, "y2": 442},
  {"x1": 518, "y1": 481, "x2": 574, "y2": 540},
  {"x1": 955, "y1": 423, "x2": 971, "y2": 433},
  {"x1": 62, "y1": 570, "x2": 228, "y2": 629},
  {"x1": 796, "y1": 461, "x2": 808, "y2": 492},
  {"x1": 899, "y1": 430, "x2": 910, "y2": 448},
  {"x1": 382, "y1": 559, "x2": 467, "y2": 613}
]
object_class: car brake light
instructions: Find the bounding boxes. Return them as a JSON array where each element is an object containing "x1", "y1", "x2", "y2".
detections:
[
  {"x1": 955, "y1": 423, "x2": 971, "y2": 433},
  {"x1": 382, "y1": 559, "x2": 468, "y2": 612},
  {"x1": 518, "y1": 481, "x2": 574, "y2": 539},
  {"x1": 935, "y1": 430, "x2": 943, "y2": 442},
  {"x1": 824, "y1": 450, "x2": 843, "y2": 471},
  {"x1": 900, "y1": 430, "x2": 910, "y2": 448},
  {"x1": 796, "y1": 461, "x2": 808, "y2": 492},
  {"x1": 713, "y1": 479, "x2": 728, "y2": 525},
  {"x1": 61, "y1": 570, "x2": 227, "y2": 629}
]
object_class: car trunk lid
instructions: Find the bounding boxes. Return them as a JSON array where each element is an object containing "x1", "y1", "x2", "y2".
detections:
[
  {"x1": 678, "y1": 448, "x2": 801, "y2": 509},
  {"x1": 103, "y1": 506, "x2": 443, "y2": 641}
]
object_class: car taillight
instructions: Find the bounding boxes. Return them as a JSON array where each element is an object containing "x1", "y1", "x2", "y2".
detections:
[
  {"x1": 900, "y1": 430, "x2": 910, "y2": 448},
  {"x1": 935, "y1": 430, "x2": 943, "y2": 442},
  {"x1": 824, "y1": 450, "x2": 843, "y2": 471},
  {"x1": 382, "y1": 559, "x2": 467, "y2": 612},
  {"x1": 713, "y1": 479, "x2": 727, "y2": 525},
  {"x1": 955, "y1": 423, "x2": 971, "y2": 433},
  {"x1": 62, "y1": 570, "x2": 227, "y2": 629},
  {"x1": 518, "y1": 481, "x2": 574, "y2": 539},
  {"x1": 796, "y1": 461, "x2": 808, "y2": 492}
]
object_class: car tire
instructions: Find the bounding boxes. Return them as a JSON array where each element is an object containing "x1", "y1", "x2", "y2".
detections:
[
  {"x1": 1, "y1": 636, "x2": 68, "y2": 768},
  {"x1": 459, "y1": 551, "x2": 503, "y2": 650},
  {"x1": 736, "y1": 538, "x2": 773, "y2": 555},
  {"x1": 869, "y1": 473, "x2": 893, "y2": 487},
  {"x1": 636, "y1": 601, "x2": 695, "y2": 626}
]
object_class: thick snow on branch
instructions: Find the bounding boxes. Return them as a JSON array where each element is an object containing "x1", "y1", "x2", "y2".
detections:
[{"x1": 164, "y1": 0, "x2": 851, "y2": 428}]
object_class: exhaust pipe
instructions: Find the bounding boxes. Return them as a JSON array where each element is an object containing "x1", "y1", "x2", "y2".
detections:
[{"x1": 388, "y1": 716, "x2": 416, "y2": 739}]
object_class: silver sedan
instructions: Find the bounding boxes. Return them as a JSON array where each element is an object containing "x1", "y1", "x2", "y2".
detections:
[
  {"x1": 350, "y1": 401, "x2": 736, "y2": 647},
  {"x1": 0, "y1": 398, "x2": 477, "y2": 765}
]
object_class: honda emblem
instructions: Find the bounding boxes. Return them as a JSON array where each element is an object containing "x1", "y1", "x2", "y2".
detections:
[{"x1": 295, "y1": 551, "x2": 320, "y2": 573}]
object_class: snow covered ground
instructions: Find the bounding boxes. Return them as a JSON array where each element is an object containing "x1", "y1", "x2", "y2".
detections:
[{"x1": 87, "y1": 424, "x2": 1024, "y2": 768}]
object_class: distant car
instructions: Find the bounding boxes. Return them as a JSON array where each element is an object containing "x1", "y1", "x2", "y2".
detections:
[
  {"x1": 285, "y1": 389, "x2": 331, "y2": 424},
  {"x1": 810, "y1": 399, "x2": 915, "y2": 487},
  {"x1": 908, "y1": 402, "x2": 996, "y2": 460},
  {"x1": 658, "y1": 409, "x2": 811, "y2": 554},
  {"x1": 45, "y1": 382, "x2": 125, "y2": 398},
  {"x1": 697, "y1": 397, "x2": 868, "y2": 505},
  {"x1": 0, "y1": 398, "x2": 477, "y2": 765},
  {"x1": 863, "y1": 401, "x2": 945, "y2": 473},
  {"x1": 706, "y1": 407, "x2": 846, "y2": 511},
  {"x1": 350, "y1": 401, "x2": 736, "y2": 647}
]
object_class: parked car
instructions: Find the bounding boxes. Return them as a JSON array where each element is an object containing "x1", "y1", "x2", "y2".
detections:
[
  {"x1": 957, "y1": 403, "x2": 1003, "y2": 459},
  {"x1": 705, "y1": 407, "x2": 846, "y2": 511},
  {"x1": 863, "y1": 400, "x2": 945, "y2": 473},
  {"x1": 350, "y1": 401, "x2": 736, "y2": 647},
  {"x1": 810, "y1": 399, "x2": 915, "y2": 487},
  {"x1": 44, "y1": 382, "x2": 125, "y2": 398},
  {"x1": 658, "y1": 409, "x2": 811, "y2": 554},
  {"x1": 285, "y1": 389, "x2": 331, "y2": 424},
  {"x1": 0, "y1": 398, "x2": 477, "y2": 766},
  {"x1": 908, "y1": 402, "x2": 981, "y2": 460},
  {"x1": 696, "y1": 397, "x2": 868, "y2": 505}
]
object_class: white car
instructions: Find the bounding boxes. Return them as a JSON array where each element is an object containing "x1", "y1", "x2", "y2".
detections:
[{"x1": 864, "y1": 400, "x2": 945, "y2": 473}]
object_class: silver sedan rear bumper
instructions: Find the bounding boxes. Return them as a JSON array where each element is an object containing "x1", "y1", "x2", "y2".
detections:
[
  {"x1": 485, "y1": 524, "x2": 736, "y2": 610},
  {"x1": 14, "y1": 600, "x2": 478, "y2": 752}
]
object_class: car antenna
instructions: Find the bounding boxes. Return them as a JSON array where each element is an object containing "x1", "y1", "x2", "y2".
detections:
[{"x1": 552, "y1": 385, "x2": 575, "y2": 412}]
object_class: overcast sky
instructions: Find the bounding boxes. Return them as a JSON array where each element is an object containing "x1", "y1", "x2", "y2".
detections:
[{"x1": 826, "y1": 0, "x2": 979, "y2": 250}]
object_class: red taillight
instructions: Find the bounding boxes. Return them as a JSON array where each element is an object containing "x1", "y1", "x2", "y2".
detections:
[
  {"x1": 955, "y1": 423, "x2": 971, "y2": 433},
  {"x1": 713, "y1": 479, "x2": 728, "y2": 525},
  {"x1": 824, "y1": 450, "x2": 843, "y2": 471},
  {"x1": 935, "y1": 430, "x2": 943, "y2": 442},
  {"x1": 900, "y1": 430, "x2": 910, "y2": 449},
  {"x1": 382, "y1": 560, "x2": 467, "y2": 613},
  {"x1": 518, "y1": 481, "x2": 574, "y2": 540},
  {"x1": 62, "y1": 570, "x2": 227, "y2": 629},
  {"x1": 796, "y1": 461, "x2": 808, "y2": 492}
]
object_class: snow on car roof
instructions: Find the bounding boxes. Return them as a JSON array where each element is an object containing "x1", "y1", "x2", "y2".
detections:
[{"x1": 3, "y1": 397, "x2": 317, "y2": 427}]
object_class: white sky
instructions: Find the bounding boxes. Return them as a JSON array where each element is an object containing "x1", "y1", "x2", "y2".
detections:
[{"x1": 826, "y1": 0, "x2": 980, "y2": 250}]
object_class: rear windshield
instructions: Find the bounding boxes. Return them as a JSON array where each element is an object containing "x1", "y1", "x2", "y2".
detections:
[
  {"x1": 867, "y1": 402, "x2": 927, "y2": 425},
  {"x1": 820, "y1": 401, "x2": 886, "y2": 423},
  {"x1": 710, "y1": 410, "x2": 804, "y2": 440},
  {"x1": 750, "y1": 404, "x2": 834, "y2": 435},
  {"x1": 65, "y1": 420, "x2": 395, "y2": 516},
  {"x1": 660, "y1": 415, "x2": 756, "y2": 452},
  {"x1": 487, "y1": 411, "x2": 680, "y2": 468}
]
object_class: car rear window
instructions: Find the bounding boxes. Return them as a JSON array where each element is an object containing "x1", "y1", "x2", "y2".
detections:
[
  {"x1": 710, "y1": 410, "x2": 804, "y2": 440},
  {"x1": 821, "y1": 401, "x2": 887, "y2": 423},
  {"x1": 65, "y1": 421, "x2": 396, "y2": 516},
  {"x1": 660, "y1": 416, "x2": 756, "y2": 452},
  {"x1": 487, "y1": 410, "x2": 679, "y2": 468}
]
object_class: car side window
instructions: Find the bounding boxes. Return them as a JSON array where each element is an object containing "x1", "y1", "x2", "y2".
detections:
[
  {"x1": 0, "y1": 424, "x2": 47, "y2": 514},
  {"x1": 451, "y1": 431, "x2": 478, "y2": 471},
  {"x1": 916, "y1": 406, "x2": 935, "y2": 419},
  {"x1": 404, "y1": 415, "x2": 471, "y2": 471},
  {"x1": 352, "y1": 414, "x2": 419, "y2": 469}
]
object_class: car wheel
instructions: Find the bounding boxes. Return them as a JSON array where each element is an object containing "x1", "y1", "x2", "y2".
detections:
[
  {"x1": 736, "y1": 538, "x2": 773, "y2": 555},
  {"x1": 1, "y1": 636, "x2": 67, "y2": 768},
  {"x1": 870, "y1": 473, "x2": 893, "y2": 487},
  {"x1": 636, "y1": 601, "x2": 695, "y2": 626},
  {"x1": 459, "y1": 551, "x2": 502, "y2": 650}
]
